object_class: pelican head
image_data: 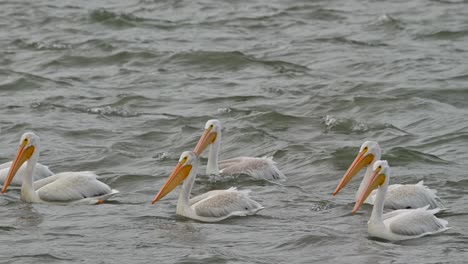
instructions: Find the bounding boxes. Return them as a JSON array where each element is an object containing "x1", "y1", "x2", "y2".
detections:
[
  {"x1": 2, "y1": 132, "x2": 40, "y2": 193},
  {"x1": 193, "y1": 119, "x2": 221, "y2": 156},
  {"x1": 352, "y1": 160, "x2": 390, "y2": 214},
  {"x1": 332, "y1": 141, "x2": 381, "y2": 196},
  {"x1": 151, "y1": 151, "x2": 197, "y2": 204}
]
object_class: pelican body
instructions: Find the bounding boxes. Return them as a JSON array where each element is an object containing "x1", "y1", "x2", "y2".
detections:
[
  {"x1": 0, "y1": 161, "x2": 53, "y2": 187},
  {"x1": 152, "y1": 151, "x2": 264, "y2": 222},
  {"x1": 193, "y1": 119, "x2": 285, "y2": 180},
  {"x1": 1, "y1": 132, "x2": 118, "y2": 204},
  {"x1": 352, "y1": 161, "x2": 449, "y2": 241},
  {"x1": 333, "y1": 141, "x2": 444, "y2": 209}
]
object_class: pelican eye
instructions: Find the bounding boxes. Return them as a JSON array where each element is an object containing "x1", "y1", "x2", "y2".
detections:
[
  {"x1": 210, "y1": 124, "x2": 214, "y2": 128},
  {"x1": 23, "y1": 138, "x2": 28, "y2": 144},
  {"x1": 181, "y1": 156, "x2": 188, "y2": 163},
  {"x1": 362, "y1": 146, "x2": 368, "y2": 153}
]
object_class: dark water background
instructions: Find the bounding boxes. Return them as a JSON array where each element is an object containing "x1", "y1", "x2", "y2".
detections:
[{"x1": 1, "y1": 0, "x2": 468, "y2": 263}]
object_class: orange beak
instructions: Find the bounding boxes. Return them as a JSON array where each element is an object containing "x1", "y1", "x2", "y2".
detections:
[
  {"x1": 351, "y1": 169, "x2": 386, "y2": 214},
  {"x1": 151, "y1": 162, "x2": 192, "y2": 204},
  {"x1": 193, "y1": 128, "x2": 217, "y2": 156},
  {"x1": 2, "y1": 141, "x2": 35, "y2": 193},
  {"x1": 332, "y1": 151, "x2": 374, "y2": 196}
]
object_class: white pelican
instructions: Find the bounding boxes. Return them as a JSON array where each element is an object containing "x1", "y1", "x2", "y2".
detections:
[
  {"x1": 1, "y1": 132, "x2": 118, "y2": 204},
  {"x1": 352, "y1": 160, "x2": 449, "y2": 241},
  {"x1": 333, "y1": 141, "x2": 444, "y2": 209},
  {"x1": 193, "y1": 119, "x2": 285, "y2": 180},
  {"x1": 152, "y1": 151, "x2": 264, "y2": 222},
  {"x1": 0, "y1": 161, "x2": 53, "y2": 187}
]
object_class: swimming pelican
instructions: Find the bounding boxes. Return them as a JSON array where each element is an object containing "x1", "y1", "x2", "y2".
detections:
[
  {"x1": 152, "y1": 151, "x2": 264, "y2": 222},
  {"x1": 0, "y1": 161, "x2": 53, "y2": 187},
  {"x1": 1, "y1": 132, "x2": 118, "y2": 204},
  {"x1": 193, "y1": 119, "x2": 285, "y2": 180},
  {"x1": 333, "y1": 141, "x2": 444, "y2": 209},
  {"x1": 352, "y1": 160, "x2": 449, "y2": 241}
]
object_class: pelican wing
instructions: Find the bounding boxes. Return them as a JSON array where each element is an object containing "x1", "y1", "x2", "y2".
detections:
[
  {"x1": 36, "y1": 171, "x2": 112, "y2": 202},
  {"x1": 0, "y1": 162, "x2": 12, "y2": 170},
  {"x1": 0, "y1": 162, "x2": 54, "y2": 186},
  {"x1": 384, "y1": 181, "x2": 445, "y2": 209},
  {"x1": 34, "y1": 163, "x2": 54, "y2": 179},
  {"x1": 219, "y1": 157, "x2": 285, "y2": 180},
  {"x1": 192, "y1": 187, "x2": 263, "y2": 218},
  {"x1": 189, "y1": 190, "x2": 231, "y2": 206},
  {"x1": 387, "y1": 206, "x2": 448, "y2": 236}
]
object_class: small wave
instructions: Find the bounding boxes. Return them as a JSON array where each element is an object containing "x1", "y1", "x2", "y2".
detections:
[
  {"x1": 44, "y1": 51, "x2": 160, "y2": 68},
  {"x1": 306, "y1": 8, "x2": 346, "y2": 21},
  {"x1": 385, "y1": 147, "x2": 452, "y2": 165},
  {"x1": 88, "y1": 9, "x2": 176, "y2": 29},
  {"x1": 113, "y1": 93, "x2": 156, "y2": 106},
  {"x1": 372, "y1": 14, "x2": 405, "y2": 30},
  {"x1": 0, "y1": 225, "x2": 16, "y2": 231},
  {"x1": 89, "y1": 9, "x2": 145, "y2": 28},
  {"x1": 10, "y1": 253, "x2": 73, "y2": 261},
  {"x1": 201, "y1": 95, "x2": 266, "y2": 103},
  {"x1": 418, "y1": 132, "x2": 468, "y2": 149},
  {"x1": 217, "y1": 107, "x2": 232, "y2": 114},
  {"x1": 87, "y1": 106, "x2": 139, "y2": 117},
  {"x1": 11, "y1": 39, "x2": 72, "y2": 50},
  {"x1": 153, "y1": 152, "x2": 169, "y2": 160},
  {"x1": 0, "y1": 70, "x2": 71, "y2": 91},
  {"x1": 322, "y1": 115, "x2": 368, "y2": 133},
  {"x1": 314, "y1": 36, "x2": 388, "y2": 47},
  {"x1": 321, "y1": 115, "x2": 410, "y2": 135},
  {"x1": 417, "y1": 29, "x2": 468, "y2": 40},
  {"x1": 167, "y1": 50, "x2": 309, "y2": 74},
  {"x1": 244, "y1": 111, "x2": 309, "y2": 126},
  {"x1": 76, "y1": 39, "x2": 116, "y2": 51}
]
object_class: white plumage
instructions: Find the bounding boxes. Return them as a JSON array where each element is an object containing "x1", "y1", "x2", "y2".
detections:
[
  {"x1": 353, "y1": 160, "x2": 449, "y2": 241},
  {"x1": 366, "y1": 180, "x2": 445, "y2": 209},
  {"x1": 219, "y1": 156, "x2": 285, "y2": 180},
  {"x1": 2, "y1": 132, "x2": 118, "y2": 204},
  {"x1": 0, "y1": 161, "x2": 53, "y2": 186},
  {"x1": 152, "y1": 151, "x2": 263, "y2": 222},
  {"x1": 334, "y1": 141, "x2": 444, "y2": 210},
  {"x1": 194, "y1": 119, "x2": 285, "y2": 180}
]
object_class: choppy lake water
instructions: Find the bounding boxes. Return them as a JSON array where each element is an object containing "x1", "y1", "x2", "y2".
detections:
[{"x1": 1, "y1": 0, "x2": 468, "y2": 263}]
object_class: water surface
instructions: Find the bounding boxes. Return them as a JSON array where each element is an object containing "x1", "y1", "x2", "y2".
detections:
[{"x1": 1, "y1": 0, "x2": 468, "y2": 263}]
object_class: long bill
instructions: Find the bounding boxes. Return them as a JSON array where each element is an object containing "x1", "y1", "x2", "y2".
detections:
[
  {"x1": 2, "y1": 142, "x2": 35, "y2": 193},
  {"x1": 193, "y1": 128, "x2": 217, "y2": 156},
  {"x1": 332, "y1": 152, "x2": 374, "y2": 196},
  {"x1": 151, "y1": 162, "x2": 192, "y2": 204},
  {"x1": 351, "y1": 169, "x2": 386, "y2": 214}
]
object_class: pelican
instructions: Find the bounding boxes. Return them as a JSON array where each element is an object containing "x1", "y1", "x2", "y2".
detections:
[
  {"x1": 333, "y1": 141, "x2": 444, "y2": 209},
  {"x1": 1, "y1": 132, "x2": 118, "y2": 204},
  {"x1": 193, "y1": 119, "x2": 285, "y2": 180},
  {"x1": 352, "y1": 160, "x2": 449, "y2": 241},
  {"x1": 152, "y1": 151, "x2": 264, "y2": 222},
  {"x1": 0, "y1": 161, "x2": 53, "y2": 187}
]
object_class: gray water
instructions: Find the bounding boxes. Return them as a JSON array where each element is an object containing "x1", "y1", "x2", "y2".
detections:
[{"x1": 1, "y1": 0, "x2": 468, "y2": 263}]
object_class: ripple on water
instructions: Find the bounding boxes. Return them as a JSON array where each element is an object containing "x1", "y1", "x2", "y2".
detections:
[
  {"x1": 0, "y1": 70, "x2": 71, "y2": 91},
  {"x1": 43, "y1": 51, "x2": 161, "y2": 68},
  {"x1": 416, "y1": 29, "x2": 468, "y2": 40},
  {"x1": 166, "y1": 50, "x2": 309, "y2": 74},
  {"x1": 87, "y1": 106, "x2": 139, "y2": 117},
  {"x1": 11, "y1": 39, "x2": 72, "y2": 50},
  {"x1": 89, "y1": 9, "x2": 145, "y2": 28},
  {"x1": 321, "y1": 115, "x2": 411, "y2": 136},
  {"x1": 385, "y1": 147, "x2": 452, "y2": 166}
]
